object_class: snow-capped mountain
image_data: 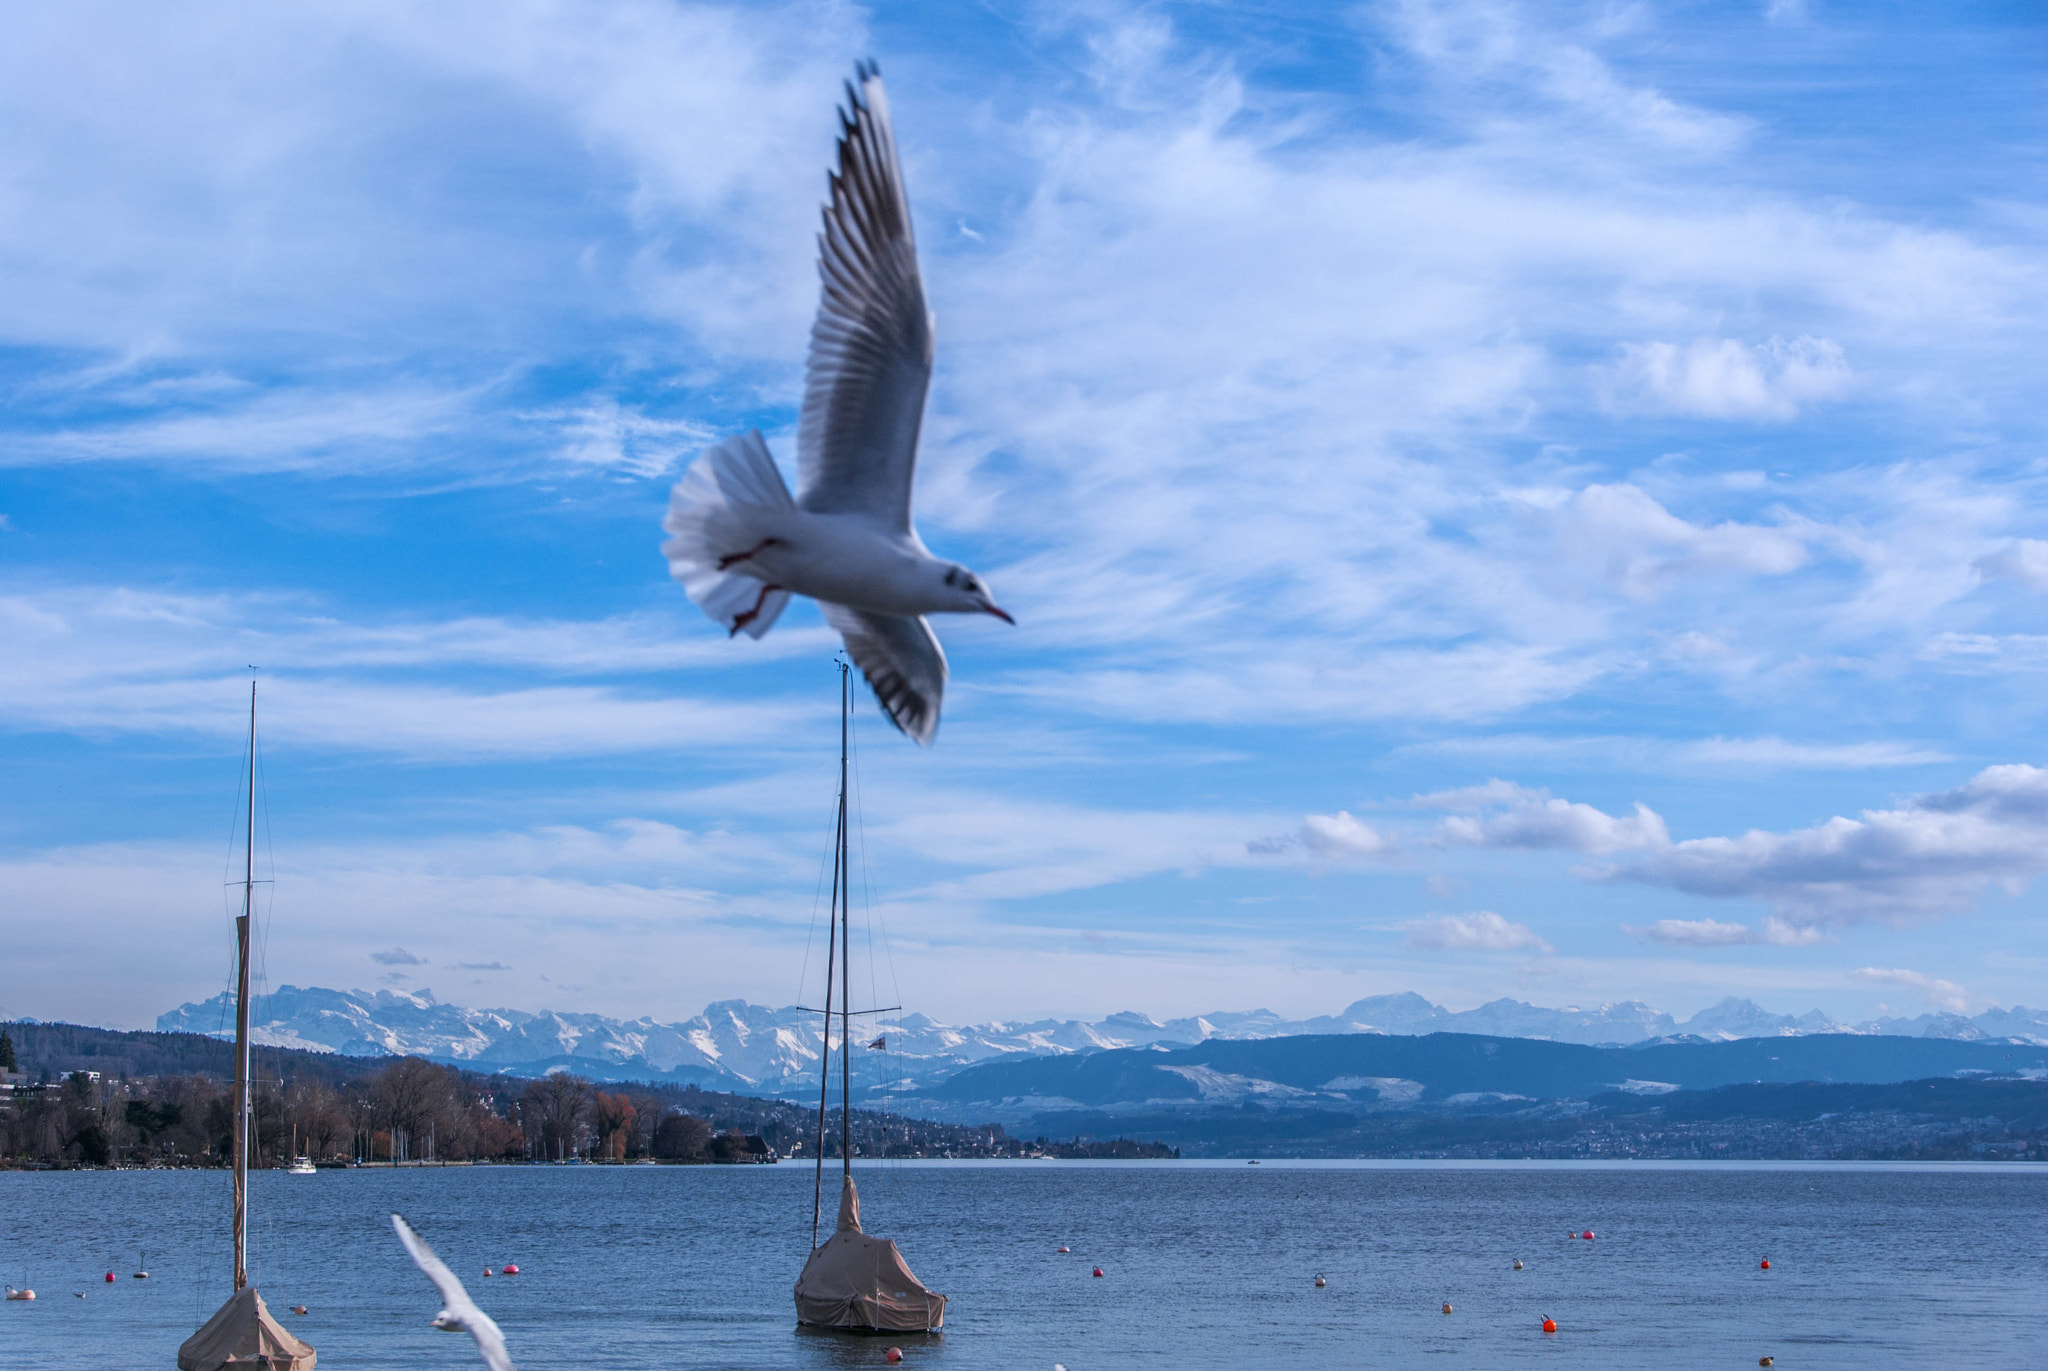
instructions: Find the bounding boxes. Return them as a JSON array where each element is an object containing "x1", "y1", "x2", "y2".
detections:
[{"x1": 155, "y1": 985, "x2": 2048, "y2": 1095}]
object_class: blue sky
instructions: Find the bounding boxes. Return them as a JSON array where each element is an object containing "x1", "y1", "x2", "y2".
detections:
[{"x1": 2, "y1": 0, "x2": 2044, "y2": 1032}]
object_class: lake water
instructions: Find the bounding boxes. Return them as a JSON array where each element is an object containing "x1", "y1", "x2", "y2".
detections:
[{"x1": 2, "y1": 1160, "x2": 2044, "y2": 1370}]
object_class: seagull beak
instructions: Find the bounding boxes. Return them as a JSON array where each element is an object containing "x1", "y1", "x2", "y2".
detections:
[{"x1": 980, "y1": 600, "x2": 1015, "y2": 625}]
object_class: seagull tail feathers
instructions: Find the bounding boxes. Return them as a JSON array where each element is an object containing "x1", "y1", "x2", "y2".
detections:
[{"x1": 662, "y1": 430, "x2": 796, "y2": 639}]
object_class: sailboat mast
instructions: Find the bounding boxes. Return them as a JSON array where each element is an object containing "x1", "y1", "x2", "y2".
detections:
[
  {"x1": 811, "y1": 660, "x2": 851, "y2": 1248},
  {"x1": 231, "y1": 678, "x2": 256, "y2": 1292},
  {"x1": 839, "y1": 660, "x2": 852, "y2": 1185}
]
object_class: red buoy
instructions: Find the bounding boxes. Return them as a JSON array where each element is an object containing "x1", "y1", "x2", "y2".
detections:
[
  {"x1": 1092, "y1": 1267, "x2": 1104, "y2": 1278},
  {"x1": 482, "y1": 1269, "x2": 492, "y2": 1277},
  {"x1": 1542, "y1": 1317, "x2": 1558, "y2": 1334},
  {"x1": 1760, "y1": 1258, "x2": 1770, "y2": 1270},
  {"x1": 885, "y1": 1349, "x2": 903, "y2": 1363},
  {"x1": 501, "y1": 1264, "x2": 520, "y2": 1275},
  {"x1": 1580, "y1": 1230, "x2": 1595, "y2": 1240},
  {"x1": 104, "y1": 1272, "x2": 115, "y2": 1283},
  {"x1": 1056, "y1": 1246, "x2": 1070, "y2": 1254}
]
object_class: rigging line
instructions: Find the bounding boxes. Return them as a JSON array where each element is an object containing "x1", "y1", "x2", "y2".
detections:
[
  {"x1": 846, "y1": 701, "x2": 903, "y2": 1066},
  {"x1": 846, "y1": 699, "x2": 883, "y2": 1175},
  {"x1": 792, "y1": 786, "x2": 841, "y2": 1019},
  {"x1": 810, "y1": 674, "x2": 847, "y2": 1250}
]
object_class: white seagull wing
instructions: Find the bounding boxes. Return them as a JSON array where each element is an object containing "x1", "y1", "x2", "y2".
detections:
[
  {"x1": 823, "y1": 603, "x2": 947, "y2": 745},
  {"x1": 464, "y1": 1308, "x2": 515, "y2": 1371},
  {"x1": 796, "y1": 61, "x2": 932, "y2": 533},
  {"x1": 392, "y1": 1214, "x2": 515, "y2": 1371}
]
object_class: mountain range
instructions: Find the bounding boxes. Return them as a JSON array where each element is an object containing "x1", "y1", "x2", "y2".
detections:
[
  {"x1": 909, "y1": 1030, "x2": 2048, "y2": 1127},
  {"x1": 154, "y1": 984, "x2": 2048, "y2": 1097}
]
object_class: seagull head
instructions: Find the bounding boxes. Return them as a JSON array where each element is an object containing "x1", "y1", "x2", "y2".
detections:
[
  {"x1": 430, "y1": 1310, "x2": 466, "y2": 1332},
  {"x1": 938, "y1": 564, "x2": 1014, "y2": 623}
]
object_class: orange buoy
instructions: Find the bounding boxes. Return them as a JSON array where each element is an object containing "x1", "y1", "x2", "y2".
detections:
[
  {"x1": 1759, "y1": 1358, "x2": 1774, "y2": 1367},
  {"x1": 1542, "y1": 1317, "x2": 1558, "y2": 1334},
  {"x1": 885, "y1": 1349, "x2": 902, "y2": 1363},
  {"x1": 501, "y1": 1264, "x2": 520, "y2": 1275},
  {"x1": 1092, "y1": 1267, "x2": 1104, "y2": 1278},
  {"x1": 291, "y1": 1305, "x2": 307, "y2": 1315},
  {"x1": 1441, "y1": 1302, "x2": 1453, "y2": 1315},
  {"x1": 1760, "y1": 1257, "x2": 1770, "y2": 1270}
]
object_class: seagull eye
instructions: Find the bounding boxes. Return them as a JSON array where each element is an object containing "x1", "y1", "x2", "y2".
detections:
[{"x1": 944, "y1": 569, "x2": 959, "y2": 587}]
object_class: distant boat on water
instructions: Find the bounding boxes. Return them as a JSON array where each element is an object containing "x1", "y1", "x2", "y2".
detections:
[
  {"x1": 791, "y1": 661, "x2": 946, "y2": 1334},
  {"x1": 177, "y1": 680, "x2": 316, "y2": 1371}
]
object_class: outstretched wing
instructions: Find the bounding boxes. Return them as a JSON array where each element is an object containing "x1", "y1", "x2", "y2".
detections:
[
  {"x1": 392, "y1": 1213, "x2": 468, "y2": 1313},
  {"x1": 466, "y1": 1309, "x2": 515, "y2": 1371},
  {"x1": 797, "y1": 61, "x2": 932, "y2": 532},
  {"x1": 392, "y1": 1215, "x2": 515, "y2": 1371},
  {"x1": 823, "y1": 603, "x2": 947, "y2": 746}
]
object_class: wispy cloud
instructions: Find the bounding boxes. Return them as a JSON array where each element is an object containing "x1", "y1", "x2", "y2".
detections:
[
  {"x1": 1601, "y1": 336, "x2": 1852, "y2": 421},
  {"x1": 1611, "y1": 764, "x2": 2048, "y2": 924},
  {"x1": 1626, "y1": 916, "x2": 1826, "y2": 947},
  {"x1": 1850, "y1": 966, "x2": 1985, "y2": 1015},
  {"x1": 1402, "y1": 910, "x2": 1552, "y2": 954}
]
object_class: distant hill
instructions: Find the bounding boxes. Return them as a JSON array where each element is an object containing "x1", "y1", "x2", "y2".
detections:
[
  {"x1": 4, "y1": 1020, "x2": 378, "y2": 1086},
  {"x1": 146, "y1": 984, "x2": 2048, "y2": 1097},
  {"x1": 912, "y1": 1031, "x2": 2048, "y2": 1123}
]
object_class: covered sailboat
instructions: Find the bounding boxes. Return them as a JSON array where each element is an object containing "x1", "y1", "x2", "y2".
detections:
[
  {"x1": 179, "y1": 680, "x2": 316, "y2": 1371},
  {"x1": 795, "y1": 1175, "x2": 945, "y2": 1332},
  {"x1": 177, "y1": 1289, "x2": 314, "y2": 1371},
  {"x1": 792, "y1": 661, "x2": 945, "y2": 1333}
]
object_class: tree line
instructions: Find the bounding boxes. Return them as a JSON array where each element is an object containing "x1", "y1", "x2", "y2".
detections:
[
  {"x1": 1, "y1": 1053, "x2": 764, "y2": 1167},
  {"x1": 2, "y1": 1022, "x2": 1173, "y2": 1166}
]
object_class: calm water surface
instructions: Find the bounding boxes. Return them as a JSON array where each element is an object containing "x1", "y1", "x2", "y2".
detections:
[{"x1": 3, "y1": 1160, "x2": 2044, "y2": 1370}]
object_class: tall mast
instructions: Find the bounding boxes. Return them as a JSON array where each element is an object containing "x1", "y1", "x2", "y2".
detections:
[
  {"x1": 232, "y1": 678, "x2": 256, "y2": 1292},
  {"x1": 839, "y1": 660, "x2": 852, "y2": 1186},
  {"x1": 809, "y1": 728, "x2": 842, "y2": 1249}
]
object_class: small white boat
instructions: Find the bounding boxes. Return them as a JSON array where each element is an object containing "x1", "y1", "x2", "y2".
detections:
[{"x1": 286, "y1": 1157, "x2": 316, "y2": 1175}]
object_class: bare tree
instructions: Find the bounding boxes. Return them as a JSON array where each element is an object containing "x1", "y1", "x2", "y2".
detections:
[
  {"x1": 652, "y1": 1111, "x2": 711, "y2": 1161},
  {"x1": 374, "y1": 1058, "x2": 456, "y2": 1161},
  {"x1": 522, "y1": 1073, "x2": 595, "y2": 1160}
]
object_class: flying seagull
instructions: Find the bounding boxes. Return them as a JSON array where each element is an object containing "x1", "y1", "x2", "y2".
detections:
[
  {"x1": 391, "y1": 1213, "x2": 514, "y2": 1371},
  {"x1": 661, "y1": 60, "x2": 1012, "y2": 745}
]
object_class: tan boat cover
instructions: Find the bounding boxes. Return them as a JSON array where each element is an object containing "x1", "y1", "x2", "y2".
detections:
[
  {"x1": 793, "y1": 1176, "x2": 946, "y2": 1332},
  {"x1": 177, "y1": 1287, "x2": 317, "y2": 1371}
]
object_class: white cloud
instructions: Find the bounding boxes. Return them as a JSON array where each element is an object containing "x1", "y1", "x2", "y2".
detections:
[
  {"x1": 1405, "y1": 734, "x2": 1951, "y2": 772},
  {"x1": 1849, "y1": 967, "x2": 1984, "y2": 1015},
  {"x1": 1627, "y1": 916, "x2": 1826, "y2": 947},
  {"x1": 1421, "y1": 781, "x2": 1669, "y2": 853},
  {"x1": 1612, "y1": 763, "x2": 2048, "y2": 923},
  {"x1": 1603, "y1": 336, "x2": 1852, "y2": 420},
  {"x1": 1385, "y1": 0, "x2": 1751, "y2": 153},
  {"x1": 1975, "y1": 540, "x2": 2048, "y2": 591},
  {"x1": 1301, "y1": 811, "x2": 1392, "y2": 859},
  {"x1": 538, "y1": 398, "x2": 718, "y2": 479},
  {"x1": 0, "y1": 583, "x2": 833, "y2": 757},
  {"x1": 1402, "y1": 910, "x2": 1551, "y2": 954},
  {"x1": 1556, "y1": 483, "x2": 1809, "y2": 600}
]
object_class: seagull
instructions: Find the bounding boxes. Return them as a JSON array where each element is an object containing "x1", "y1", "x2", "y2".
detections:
[
  {"x1": 391, "y1": 1213, "x2": 513, "y2": 1371},
  {"x1": 661, "y1": 60, "x2": 1012, "y2": 745}
]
